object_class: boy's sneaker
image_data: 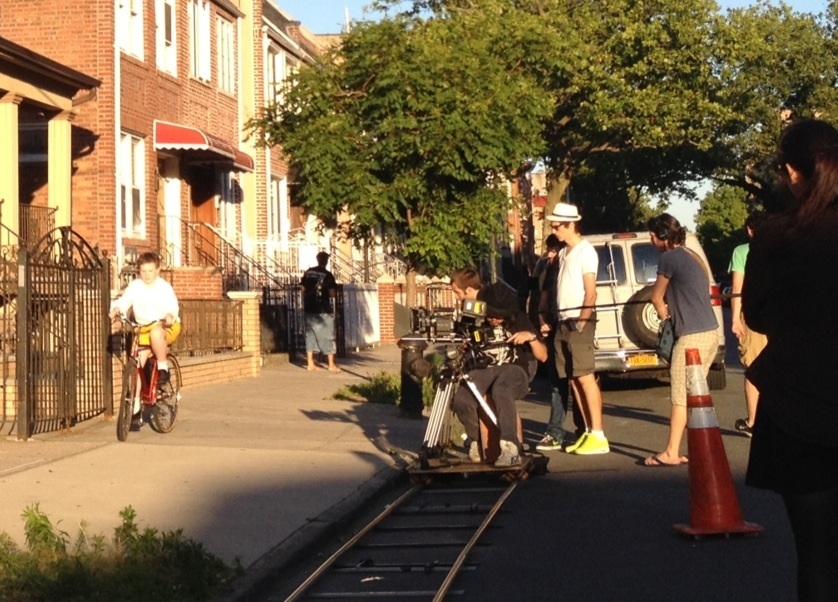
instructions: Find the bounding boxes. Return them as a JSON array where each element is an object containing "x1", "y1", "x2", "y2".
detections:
[
  {"x1": 157, "y1": 369, "x2": 171, "y2": 385},
  {"x1": 734, "y1": 419, "x2": 753, "y2": 437},
  {"x1": 571, "y1": 433, "x2": 610, "y2": 455},
  {"x1": 535, "y1": 434, "x2": 563, "y2": 451},
  {"x1": 495, "y1": 440, "x2": 521, "y2": 467},
  {"x1": 468, "y1": 440, "x2": 482, "y2": 463},
  {"x1": 564, "y1": 432, "x2": 588, "y2": 453}
]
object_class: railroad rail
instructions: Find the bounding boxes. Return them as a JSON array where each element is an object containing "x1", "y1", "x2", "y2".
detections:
[{"x1": 283, "y1": 480, "x2": 521, "y2": 601}]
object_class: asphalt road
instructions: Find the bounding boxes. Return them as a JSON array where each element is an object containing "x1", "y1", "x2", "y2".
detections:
[{"x1": 261, "y1": 357, "x2": 795, "y2": 602}]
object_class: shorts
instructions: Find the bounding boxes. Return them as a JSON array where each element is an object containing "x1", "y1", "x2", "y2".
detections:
[
  {"x1": 738, "y1": 314, "x2": 767, "y2": 367},
  {"x1": 137, "y1": 321, "x2": 181, "y2": 346},
  {"x1": 668, "y1": 329, "x2": 717, "y2": 407},
  {"x1": 305, "y1": 312, "x2": 336, "y2": 355},
  {"x1": 554, "y1": 315, "x2": 596, "y2": 378}
]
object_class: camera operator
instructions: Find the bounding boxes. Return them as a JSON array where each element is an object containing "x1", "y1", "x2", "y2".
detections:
[{"x1": 450, "y1": 268, "x2": 547, "y2": 467}]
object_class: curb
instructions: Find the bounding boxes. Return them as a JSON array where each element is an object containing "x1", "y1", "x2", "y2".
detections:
[{"x1": 216, "y1": 462, "x2": 410, "y2": 602}]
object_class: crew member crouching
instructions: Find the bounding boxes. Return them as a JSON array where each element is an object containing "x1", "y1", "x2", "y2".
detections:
[{"x1": 450, "y1": 268, "x2": 547, "y2": 466}]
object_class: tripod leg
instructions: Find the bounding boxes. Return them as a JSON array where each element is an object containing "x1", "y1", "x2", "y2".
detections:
[
  {"x1": 422, "y1": 378, "x2": 457, "y2": 449},
  {"x1": 463, "y1": 377, "x2": 498, "y2": 426}
]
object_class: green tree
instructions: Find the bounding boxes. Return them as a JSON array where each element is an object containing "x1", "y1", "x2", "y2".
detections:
[
  {"x1": 695, "y1": 184, "x2": 752, "y2": 278},
  {"x1": 709, "y1": 3, "x2": 838, "y2": 205},
  {"x1": 248, "y1": 10, "x2": 553, "y2": 290},
  {"x1": 252, "y1": 0, "x2": 838, "y2": 289}
]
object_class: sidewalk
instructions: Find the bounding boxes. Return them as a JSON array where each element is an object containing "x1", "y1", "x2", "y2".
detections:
[{"x1": 0, "y1": 345, "x2": 422, "y2": 581}]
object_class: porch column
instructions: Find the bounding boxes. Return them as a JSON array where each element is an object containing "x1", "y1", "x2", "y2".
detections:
[
  {"x1": 48, "y1": 110, "x2": 76, "y2": 228},
  {"x1": 0, "y1": 93, "x2": 22, "y2": 246}
]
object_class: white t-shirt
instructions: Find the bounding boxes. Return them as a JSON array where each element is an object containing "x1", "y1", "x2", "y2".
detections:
[
  {"x1": 556, "y1": 239, "x2": 598, "y2": 320},
  {"x1": 111, "y1": 277, "x2": 180, "y2": 325}
]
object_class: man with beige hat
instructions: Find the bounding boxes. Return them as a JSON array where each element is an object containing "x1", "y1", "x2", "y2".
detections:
[{"x1": 541, "y1": 202, "x2": 609, "y2": 454}]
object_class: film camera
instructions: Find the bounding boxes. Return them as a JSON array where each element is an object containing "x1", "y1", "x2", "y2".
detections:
[
  {"x1": 412, "y1": 299, "x2": 493, "y2": 344},
  {"x1": 411, "y1": 299, "x2": 501, "y2": 370}
]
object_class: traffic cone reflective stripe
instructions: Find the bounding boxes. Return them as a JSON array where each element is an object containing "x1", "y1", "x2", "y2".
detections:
[
  {"x1": 687, "y1": 407, "x2": 718, "y2": 429},
  {"x1": 674, "y1": 347, "x2": 764, "y2": 538}
]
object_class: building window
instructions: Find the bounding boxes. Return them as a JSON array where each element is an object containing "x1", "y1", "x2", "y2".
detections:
[
  {"x1": 217, "y1": 16, "x2": 235, "y2": 94},
  {"x1": 188, "y1": 0, "x2": 211, "y2": 82},
  {"x1": 120, "y1": 133, "x2": 145, "y2": 238},
  {"x1": 218, "y1": 172, "x2": 240, "y2": 242},
  {"x1": 117, "y1": 0, "x2": 144, "y2": 58},
  {"x1": 156, "y1": 0, "x2": 177, "y2": 75},
  {"x1": 265, "y1": 47, "x2": 284, "y2": 104},
  {"x1": 268, "y1": 177, "x2": 288, "y2": 239}
]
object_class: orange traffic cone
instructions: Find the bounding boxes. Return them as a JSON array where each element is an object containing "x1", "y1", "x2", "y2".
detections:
[{"x1": 673, "y1": 348, "x2": 764, "y2": 538}]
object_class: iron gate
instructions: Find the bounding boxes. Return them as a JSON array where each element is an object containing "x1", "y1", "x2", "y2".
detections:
[
  {"x1": 260, "y1": 284, "x2": 346, "y2": 361},
  {"x1": 15, "y1": 227, "x2": 111, "y2": 438}
]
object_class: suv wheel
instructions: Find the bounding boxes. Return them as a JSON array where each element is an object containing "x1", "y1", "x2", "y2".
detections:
[{"x1": 622, "y1": 285, "x2": 661, "y2": 348}]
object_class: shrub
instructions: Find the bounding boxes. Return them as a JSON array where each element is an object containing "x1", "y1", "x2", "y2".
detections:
[
  {"x1": 0, "y1": 504, "x2": 241, "y2": 601},
  {"x1": 333, "y1": 371, "x2": 401, "y2": 404}
]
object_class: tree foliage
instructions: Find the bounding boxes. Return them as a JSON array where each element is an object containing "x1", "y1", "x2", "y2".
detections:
[
  {"x1": 250, "y1": 0, "x2": 838, "y2": 275},
  {"x1": 710, "y1": 3, "x2": 838, "y2": 204},
  {"x1": 695, "y1": 184, "x2": 753, "y2": 277},
  {"x1": 248, "y1": 7, "x2": 552, "y2": 274}
]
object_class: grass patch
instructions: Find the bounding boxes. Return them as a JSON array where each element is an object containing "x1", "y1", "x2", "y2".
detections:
[
  {"x1": 333, "y1": 371, "x2": 401, "y2": 404},
  {"x1": 332, "y1": 353, "x2": 446, "y2": 408},
  {"x1": 0, "y1": 504, "x2": 241, "y2": 601}
]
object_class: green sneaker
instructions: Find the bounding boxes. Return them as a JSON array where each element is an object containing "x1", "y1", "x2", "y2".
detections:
[
  {"x1": 571, "y1": 433, "x2": 610, "y2": 455},
  {"x1": 564, "y1": 433, "x2": 588, "y2": 453},
  {"x1": 535, "y1": 434, "x2": 562, "y2": 451}
]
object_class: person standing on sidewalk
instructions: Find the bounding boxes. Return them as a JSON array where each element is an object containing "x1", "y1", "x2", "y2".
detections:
[
  {"x1": 300, "y1": 251, "x2": 340, "y2": 372},
  {"x1": 535, "y1": 234, "x2": 584, "y2": 452},
  {"x1": 728, "y1": 210, "x2": 767, "y2": 437},
  {"x1": 744, "y1": 118, "x2": 838, "y2": 602},
  {"x1": 547, "y1": 203, "x2": 609, "y2": 455}
]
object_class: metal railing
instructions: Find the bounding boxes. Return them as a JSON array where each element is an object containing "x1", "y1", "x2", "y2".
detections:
[
  {"x1": 159, "y1": 216, "x2": 298, "y2": 292},
  {"x1": 172, "y1": 298, "x2": 244, "y2": 357},
  {"x1": 19, "y1": 205, "x2": 57, "y2": 250}
]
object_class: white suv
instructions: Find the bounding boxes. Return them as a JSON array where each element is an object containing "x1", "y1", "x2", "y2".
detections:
[{"x1": 588, "y1": 231, "x2": 726, "y2": 389}]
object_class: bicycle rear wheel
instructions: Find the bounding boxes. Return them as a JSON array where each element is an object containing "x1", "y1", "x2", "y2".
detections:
[
  {"x1": 117, "y1": 359, "x2": 138, "y2": 441},
  {"x1": 152, "y1": 354, "x2": 181, "y2": 433}
]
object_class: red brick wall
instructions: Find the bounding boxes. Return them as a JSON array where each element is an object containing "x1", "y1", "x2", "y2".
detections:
[
  {"x1": 1, "y1": 0, "x2": 246, "y2": 274},
  {"x1": 1, "y1": 0, "x2": 113, "y2": 250},
  {"x1": 378, "y1": 280, "x2": 397, "y2": 344},
  {"x1": 162, "y1": 267, "x2": 223, "y2": 300}
]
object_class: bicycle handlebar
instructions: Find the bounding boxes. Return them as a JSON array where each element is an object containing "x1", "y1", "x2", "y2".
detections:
[{"x1": 111, "y1": 314, "x2": 164, "y2": 330}]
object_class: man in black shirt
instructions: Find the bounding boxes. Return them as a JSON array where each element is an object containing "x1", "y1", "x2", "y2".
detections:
[
  {"x1": 450, "y1": 268, "x2": 547, "y2": 466},
  {"x1": 300, "y1": 251, "x2": 339, "y2": 372}
]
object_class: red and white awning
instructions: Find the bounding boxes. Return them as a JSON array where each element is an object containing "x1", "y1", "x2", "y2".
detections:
[{"x1": 153, "y1": 120, "x2": 253, "y2": 172}]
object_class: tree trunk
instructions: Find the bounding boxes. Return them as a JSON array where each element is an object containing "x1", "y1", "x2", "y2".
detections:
[
  {"x1": 544, "y1": 171, "x2": 572, "y2": 240},
  {"x1": 405, "y1": 267, "x2": 417, "y2": 309}
]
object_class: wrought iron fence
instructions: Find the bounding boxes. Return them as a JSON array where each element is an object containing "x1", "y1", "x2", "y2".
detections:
[
  {"x1": 0, "y1": 243, "x2": 18, "y2": 433},
  {"x1": 19, "y1": 205, "x2": 57, "y2": 250},
  {"x1": 172, "y1": 298, "x2": 243, "y2": 357}
]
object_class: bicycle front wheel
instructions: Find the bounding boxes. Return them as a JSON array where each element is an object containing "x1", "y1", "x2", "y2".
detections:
[
  {"x1": 152, "y1": 354, "x2": 181, "y2": 433},
  {"x1": 117, "y1": 359, "x2": 138, "y2": 441}
]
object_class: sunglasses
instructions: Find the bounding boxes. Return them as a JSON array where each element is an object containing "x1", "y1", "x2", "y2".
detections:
[{"x1": 550, "y1": 222, "x2": 571, "y2": 230}]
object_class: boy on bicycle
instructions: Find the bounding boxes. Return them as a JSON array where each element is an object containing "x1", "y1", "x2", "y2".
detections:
[{"x1": 109, "y1": 252, "x2": 181, "y2": 383}]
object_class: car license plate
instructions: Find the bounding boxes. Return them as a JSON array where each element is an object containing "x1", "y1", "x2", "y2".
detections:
[{"x1": 628, "y1": 354, "x2": 658, "y2": 367}]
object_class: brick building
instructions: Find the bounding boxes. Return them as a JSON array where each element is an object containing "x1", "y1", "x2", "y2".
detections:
[{"x1": 1, "y1": 0, "x2": 325, "y2": 299}]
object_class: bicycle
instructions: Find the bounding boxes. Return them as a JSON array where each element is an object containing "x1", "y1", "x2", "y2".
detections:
[{"x1": 113, "y1": 315, "x2": 182, "y2": 441}]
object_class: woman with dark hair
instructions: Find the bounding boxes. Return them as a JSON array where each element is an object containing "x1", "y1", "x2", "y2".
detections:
[
  {"x1": 643, "y1": 213, "x2": 718, "y2": 467},
  {"x1": 743, "y1": 118, "x2": 838, "y2": 602}
]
